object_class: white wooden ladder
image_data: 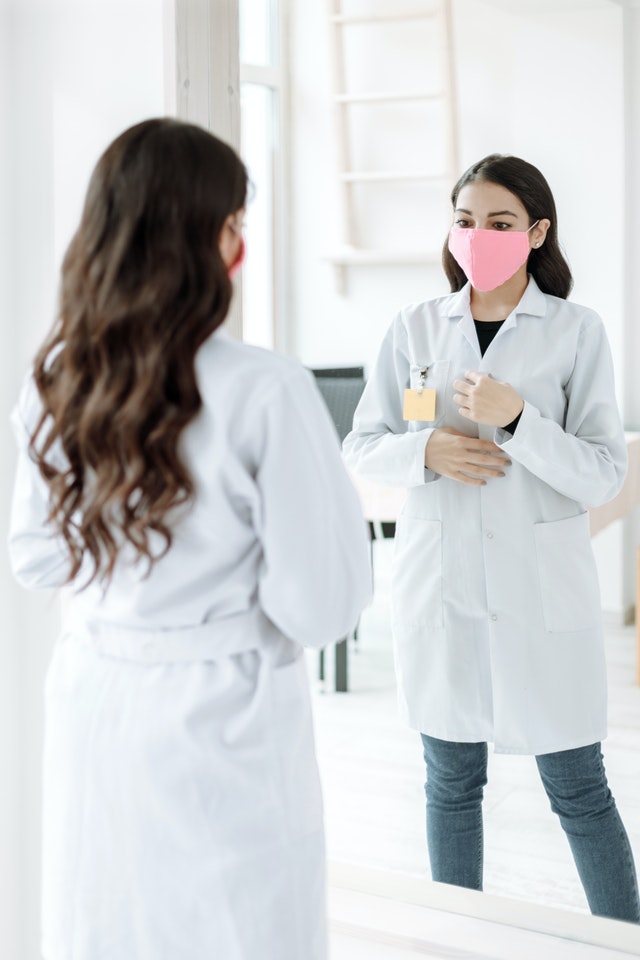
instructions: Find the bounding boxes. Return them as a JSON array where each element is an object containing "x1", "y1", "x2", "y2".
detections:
[{"x1": 326, "y1": 0, "x2": 459, "y2": 292}]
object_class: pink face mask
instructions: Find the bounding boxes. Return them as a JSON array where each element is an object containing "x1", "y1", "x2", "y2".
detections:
[
  {"x1": 228, "y1": 237, "x2": 246, "y2": 279},
  {"x1": 448, "y1": 221, "x2": 539, "y2": 292}
]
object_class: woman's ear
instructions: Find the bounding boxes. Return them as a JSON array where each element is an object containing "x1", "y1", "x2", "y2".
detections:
[
  {"x1": 530, "y1": 218, "x2": 551, "y2": 250},
  {"x1": 228, "y1": 237, "x2": 246, "y2": 279},
  {"x1": 219, "y1": 212, "x2": 244, "y2": 270}
]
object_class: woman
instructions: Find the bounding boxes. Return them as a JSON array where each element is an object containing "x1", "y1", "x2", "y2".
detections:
[
  {"x1": 9, "y1": 118, "x2": 371, "y2": 960},
  {"x1": 343, "y1": 154, "x2": 640, "y2": 921}
]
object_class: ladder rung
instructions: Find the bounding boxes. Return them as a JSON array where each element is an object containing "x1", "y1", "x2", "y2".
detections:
[
  {"x1": 340, "y1": 171, "x2": 447, "y2": 183},
  {"x1": 332, "y1": 11, "x2": 437, "y2": 26},
  {"x1": 335, "y1": 91, "x2": 443, "y2": 105}
]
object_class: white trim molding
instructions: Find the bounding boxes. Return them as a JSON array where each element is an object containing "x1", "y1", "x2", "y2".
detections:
[
  {"x1": 164, "y1": 0, "x2": 240, "y2": 147},
  {"x1": 163, "y1": 0, "x2": 242, "y2": 337}
]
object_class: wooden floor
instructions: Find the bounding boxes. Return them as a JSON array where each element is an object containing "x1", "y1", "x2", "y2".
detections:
[{"x1": 308, "y1": 539, "x2": 640, "y2": 918}]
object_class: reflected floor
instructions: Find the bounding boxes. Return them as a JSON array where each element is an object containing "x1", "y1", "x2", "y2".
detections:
[{"x1": 307, "y1": 540, "x2": 640, "y2": 916}]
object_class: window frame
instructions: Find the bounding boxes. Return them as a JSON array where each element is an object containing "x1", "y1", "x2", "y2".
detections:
[{"x1": 240, "y1": 0, "x2": 289, "y2": 350}]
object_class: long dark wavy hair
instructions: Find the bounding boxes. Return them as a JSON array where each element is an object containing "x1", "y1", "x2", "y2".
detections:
[
  {"x1": 29, "y1": 118, "x2": 248, "y2": 587},
  {"x1": 442, "y1": 154, "x2": 573, "y2": 299}
]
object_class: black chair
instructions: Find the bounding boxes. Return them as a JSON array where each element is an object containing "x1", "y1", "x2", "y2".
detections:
[
  {"x1": 311, "y1": 366, "x2": 366, "y2": 443},
  {"x1": 311, "y1": 367, "x2": 367, "y2": 692}
]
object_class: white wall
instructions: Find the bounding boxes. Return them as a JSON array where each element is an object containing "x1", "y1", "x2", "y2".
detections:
[
  {"x1": 287, "y1": 0, "x2": 629, "y2": 617},
  {"x1": 1, "y1": 3, "x2": 164, "y2": 956},
  {"x1": 622, "y1": 2, "x2": 640, "y2": 610},
  {"x1": 0, "y1": 5, "x2": 24, "y2": 956},
  {"x1": 1, "y1": 7, "x2": 57, "y2": 956}
]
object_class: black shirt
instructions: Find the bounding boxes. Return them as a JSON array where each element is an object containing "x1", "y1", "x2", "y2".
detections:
[
  {"x1": 473, "y1": 318, "x2": 505, "y2": 356},
  {"x1": 472, "y1": 319, "x2": 521, "y2": 435}
]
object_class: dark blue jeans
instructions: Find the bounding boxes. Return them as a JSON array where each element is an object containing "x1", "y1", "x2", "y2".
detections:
[{"x1": 421, "y1": 735, "x2": 640, "y2": 923}]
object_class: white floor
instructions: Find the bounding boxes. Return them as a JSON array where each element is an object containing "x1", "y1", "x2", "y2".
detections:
[{"x1": 308, "y1": 539, "x2": 640, "y2": 918}]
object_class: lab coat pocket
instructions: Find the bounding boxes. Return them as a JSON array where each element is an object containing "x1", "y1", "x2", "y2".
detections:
[
  {"x1": 408, "y1": 361, "x2": 450, "y2": 426},
  {"x1": 392, "y1": 516, "x2": 443, "y2": 629},
  {"x1": 533, "y1": 513, "x2": 601, "y2": 633}
]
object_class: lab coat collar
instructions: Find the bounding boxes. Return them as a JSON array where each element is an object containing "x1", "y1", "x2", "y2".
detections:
[
  {"x1": 442, "y1": 275, "x2": 548, "y2": 320},
  {"x1": 442, "y1": 276, "x2": 547, "y2": 357}
]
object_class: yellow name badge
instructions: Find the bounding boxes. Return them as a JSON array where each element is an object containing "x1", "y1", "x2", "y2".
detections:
[{"x1": 403, "y1": 388, "x2": 436, "y2": 422}]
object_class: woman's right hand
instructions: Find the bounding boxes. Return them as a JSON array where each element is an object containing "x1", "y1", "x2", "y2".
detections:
[{"x1": 424, "y1": 428, "x2": 511, "y2": 485}]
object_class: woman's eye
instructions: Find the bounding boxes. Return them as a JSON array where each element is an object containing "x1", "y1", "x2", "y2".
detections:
[
  {"x1": 491, "y1": 222, "x2": 511, "y2": 230},
  {"x1": 454, "y1": 219, "x2": 472, "y2": 228}
]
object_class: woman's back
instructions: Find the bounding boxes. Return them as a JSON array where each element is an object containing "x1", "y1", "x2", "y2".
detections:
[
  {"x1": 8, "y1": 118, "x2": 372, "y2": 960},
  {"x1": 14, "y1": 331, "x2": 366, "y2": 645}
]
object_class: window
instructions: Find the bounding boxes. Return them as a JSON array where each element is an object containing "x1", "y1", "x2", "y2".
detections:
[{"x1": 239, "y1": 0, "x2": 284, "y2": 349}]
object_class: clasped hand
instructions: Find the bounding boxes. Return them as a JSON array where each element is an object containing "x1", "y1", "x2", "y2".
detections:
[
  {"x1": 452, "y1": 371, "x2": 523, "y2": 428},
  {"x1": 424, "y1": 428, "x2": 510, "y2": 486},
  {"x1": 424, "y1": 372, "x2": 522, "y2": 485}
]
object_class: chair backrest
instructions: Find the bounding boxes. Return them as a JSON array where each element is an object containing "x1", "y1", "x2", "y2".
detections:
[{"x1": 310, "y1": 366, "x2": 366, "y2": 443}]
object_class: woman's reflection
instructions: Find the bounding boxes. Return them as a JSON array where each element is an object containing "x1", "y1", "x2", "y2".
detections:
[{"x1": 344, "y1": 153, "x2": 640, "y2": 922}]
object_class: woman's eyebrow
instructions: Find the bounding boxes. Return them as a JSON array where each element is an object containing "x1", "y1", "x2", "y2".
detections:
[{"x1": 454, "y1": 208, "x2": 519, "y2": 218}]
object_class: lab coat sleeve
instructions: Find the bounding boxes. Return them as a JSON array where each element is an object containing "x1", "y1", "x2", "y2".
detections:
[
  {"x1": 495, "y1": 315, "x2": 627, "y2": 507},
  {"x1": 342, "y1": 317, "x2": 438, "y2": 486},
  {"x1": 8, "y1": 378, "x2": 73, "y2": 589},
  {"x1": 255, "y1": 367, "x2": 372, "y2": 648}
]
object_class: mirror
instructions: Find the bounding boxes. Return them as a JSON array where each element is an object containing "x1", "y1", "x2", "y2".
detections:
[{"x1": 283, "y1": 0, "x2": 640, "y2": 930}]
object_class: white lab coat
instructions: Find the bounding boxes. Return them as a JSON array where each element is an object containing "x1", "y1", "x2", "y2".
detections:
[
  {"x1": 9, "y1": 330, "x2": 372, "y2": 960},
  {"x1": 343, "y1": 277, "x2": 626, "y2": 756}
]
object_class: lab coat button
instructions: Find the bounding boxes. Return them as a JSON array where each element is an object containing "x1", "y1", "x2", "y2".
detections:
[
  {"x1": 490, "y1": 613, "x2": 498, "y2": 622},
  {"x1": 486, "y1": 531, "x2": 494, "y2": 539}
]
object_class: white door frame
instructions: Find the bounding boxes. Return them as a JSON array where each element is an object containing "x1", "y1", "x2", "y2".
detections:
[{"x1": 164, "y1": 0, "x2": 243, "y2": 338}]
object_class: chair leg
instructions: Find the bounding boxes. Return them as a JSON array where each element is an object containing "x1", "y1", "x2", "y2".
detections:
[{"x1": 335, "y1": 638, "x2": 348, "y2": 692}]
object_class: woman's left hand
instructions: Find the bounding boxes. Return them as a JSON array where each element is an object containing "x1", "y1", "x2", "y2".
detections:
[{"x1": 452, "y1": 371, "x2": 524, "y2": 428}]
